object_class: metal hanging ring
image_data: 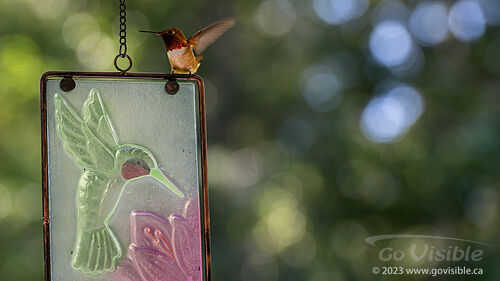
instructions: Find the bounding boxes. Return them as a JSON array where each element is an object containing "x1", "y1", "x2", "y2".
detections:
[
  {"x1": 114, "y1": 54, "x2": 132, "y2": 74},
  {"x1": 114, "y1": 0, "x2": 131, "y2": 74}
]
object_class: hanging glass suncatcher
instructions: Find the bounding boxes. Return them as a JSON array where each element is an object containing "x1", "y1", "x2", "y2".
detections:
[
  {"x1": 41, "y1": 74, "x2": 208, "y2": 281},
  {"x1": 40, "y1": 1, "x2": 233, "y2": 280}
]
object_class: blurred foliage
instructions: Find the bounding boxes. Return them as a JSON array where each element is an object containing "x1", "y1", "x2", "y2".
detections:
[{"x1": 1, "y1": 0, "x2": 500, "y2": 280}]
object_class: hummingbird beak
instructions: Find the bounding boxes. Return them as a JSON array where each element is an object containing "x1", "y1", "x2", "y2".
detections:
[
  {"x1": 139, "y1": 30, "x2": 161, "y2": 35},
  {"x1": 150, "y1": 167, "x2": 185, "y2": 198}
]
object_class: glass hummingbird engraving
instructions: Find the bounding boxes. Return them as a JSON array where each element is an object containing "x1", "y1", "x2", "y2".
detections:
[{"x1": 54, "y1": 89, "x2": 185, "y2": 274}]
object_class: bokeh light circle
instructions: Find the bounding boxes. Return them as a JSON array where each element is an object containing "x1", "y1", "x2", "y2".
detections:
[
  {"x1": 409, "y1": 2, "x2": 449, "y2": 46},
  {"x1": 313, "y1": 0, "x2": 369, "y2": 25},
  {"x1": 255, "y1": 0, "x2": 296, "y2": 37},
  {"x1": 360, "y1": 84, "x2": 424, "y2": 143},
  {"x1": 448, "y1": 0, "x2": 486, "y2": 42},
  {"x1": 63, "y1": 13, "x2": 100, "y2": 49},
  {"x1": 302, "y1": 72, "x2": 342, "y2": 112},
  {"x1": 369, "y1": 21, "x2": 414, "y2": 67}
]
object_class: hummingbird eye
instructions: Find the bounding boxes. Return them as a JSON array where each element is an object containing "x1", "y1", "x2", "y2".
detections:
[
  {"x1": 167, "y1": 30, "x2": 175, "y2": 35},
  {"x1": 121, "y1": 158, "x2": 151, "y2": 180}
]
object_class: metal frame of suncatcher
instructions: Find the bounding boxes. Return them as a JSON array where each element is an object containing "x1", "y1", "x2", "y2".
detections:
[{"x1": 40, "y1": 71, "x2": 211, "y2": 281}]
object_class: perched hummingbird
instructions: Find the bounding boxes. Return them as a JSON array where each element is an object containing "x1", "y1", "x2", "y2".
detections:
[
  {"x1": 141, "y1": 18, "x2": 235, "y2": 74},
  {"x1": 54, "y1": 89, "x2": 184, "y2": 274}
]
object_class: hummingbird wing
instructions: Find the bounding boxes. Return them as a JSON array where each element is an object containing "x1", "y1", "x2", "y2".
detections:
[
  {"x1": 83, "y1": 89, "x2": 118, "y2": 149},
  {"x1": 188, "y1": 18, "x2": 235, "y2": 54},
  {"x1": 55, "y1": 93, "x2": 116, "y2": 172}
]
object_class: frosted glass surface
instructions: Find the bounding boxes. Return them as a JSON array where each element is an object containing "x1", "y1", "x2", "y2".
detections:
[{"x1": 46, "y1": 78, "x2": 203, "y2": 281}]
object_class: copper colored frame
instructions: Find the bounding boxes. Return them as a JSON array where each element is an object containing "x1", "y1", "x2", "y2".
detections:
[{"x1": 40, "y1": 72, "x2": 211, "y2": 281}]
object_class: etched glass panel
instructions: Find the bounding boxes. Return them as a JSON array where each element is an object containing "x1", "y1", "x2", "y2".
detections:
[{"x1": 45, "y1": 78, "x2": 204, "y2": 281}]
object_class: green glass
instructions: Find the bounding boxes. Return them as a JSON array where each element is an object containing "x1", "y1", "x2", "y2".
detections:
[{"x1": 43, "y1": 76, "x2": 206, "y2": 281}]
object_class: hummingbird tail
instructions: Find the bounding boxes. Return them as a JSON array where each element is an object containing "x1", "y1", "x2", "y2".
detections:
[{"x1": 72, "y1": 226, "x2": 122, "y2": 274}]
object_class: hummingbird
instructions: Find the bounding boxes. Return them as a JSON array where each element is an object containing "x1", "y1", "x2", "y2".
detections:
[
  {"x1": 140, "y1": 18, "x2": 235, "y2": 74},
  {"x1": 54, "y1": 89, "x2": 185, "y2": 274}
]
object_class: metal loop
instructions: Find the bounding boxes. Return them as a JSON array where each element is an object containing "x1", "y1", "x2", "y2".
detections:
[
  {"x1": 114, "y1": 54, "x2": 132, "y2": 74},
  {"x1": 119, "y1": 44, "x2": 127, "y2": 55}
]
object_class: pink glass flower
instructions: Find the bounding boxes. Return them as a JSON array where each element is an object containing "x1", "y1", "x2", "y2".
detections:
[{"x1": 110, "y1": 200, "x2": 202, "y2": 281}]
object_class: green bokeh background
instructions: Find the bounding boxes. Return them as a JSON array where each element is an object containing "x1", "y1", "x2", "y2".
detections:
[{"x1": 0, "y1": 0, "x2": 499, "y2": 280}]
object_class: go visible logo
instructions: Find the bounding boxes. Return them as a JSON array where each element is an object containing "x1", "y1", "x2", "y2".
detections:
[{"x1": 366, "y1": 235, "x2": 491, "y2": 263}]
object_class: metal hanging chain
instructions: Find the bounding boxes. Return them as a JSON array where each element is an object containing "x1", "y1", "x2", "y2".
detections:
[
  {"x1": 114, "y1": 0, "x2": 132, "y2": 73},
  {"x1": 118, "y1": 0, "x2": 127, "y2": 56}
]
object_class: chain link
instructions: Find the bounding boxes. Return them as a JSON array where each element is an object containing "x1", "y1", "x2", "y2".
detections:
[
  {"x1": 115, "y1": 0, "x2": 132, "y2": 73},
  {"x1": 118, "y1": 0, "x2": 127, "y2": 56}
]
